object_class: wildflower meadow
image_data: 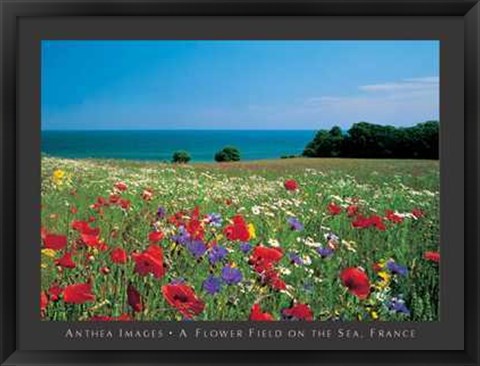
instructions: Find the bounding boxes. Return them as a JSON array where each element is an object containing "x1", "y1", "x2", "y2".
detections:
[{"x1": 40, "y1": 157, "x2": 440, "y2": 322}]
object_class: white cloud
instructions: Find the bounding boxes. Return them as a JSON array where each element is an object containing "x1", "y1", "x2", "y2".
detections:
[
  {"x1": 358, "y1": 76, "x2": 439, "y2": 92},
  {"x1": 300, "y1": 76, "x2": 439, "y2": 127}
]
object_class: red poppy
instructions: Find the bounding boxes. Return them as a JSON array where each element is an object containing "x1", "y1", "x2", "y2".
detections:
[
  {"x1": 352, "y1": 214, "x2": 386, "y2": 231},
  {"x1": 43, "y1": 234, "x2": 67, "y2": 250},
  {"x1": 91, "y1": 196, "x2": 108, "y2": 211},
  {"x1": 424, "y1": 251, "x2": 440, "y2": 263},
  {"x1": 119, "y1": 199, "x2": 131, "y2": 210},
  {"x1": 224, "y1": 214, "x2": 250, "y2": 242},
  {"x1": 385, "y1": 210, "x2": 404, "y2": 224},
  {"x1": 168, "y1": 210, "x2": 187, "y2": 227},
  {"x1": 114, "y1": 181, "x2": 128, "y2": 191},
  {"x1": 55, "y1": 252, "x2": 76, "y2": 269},
  {"x1": 110, "y1": 247, "x2": 128, "y2": 264},
  {"x1": 48, "y1": 283, "x2": 63, "y2": 302},
  {"x1": 249, "y1": 246, "x2": 283, "y2": 272},
  {"x1": 347, "y1": 204, "x2": 359, "y2": 217},
  {"x1": 81, "y1": 233, "x2": 100, "y2": 247},
  {"x1": 127, "y1": 283, "x2": 143, "y2": 313},
  {"x1": 80, "y1": 232, "x2": 108, "y2": 251},
  {"x1": 72, "y1": 220, "x2": 100, "y2": 236},
  {"x1": 63, "y1": 283, "x2": 95, "y2": 304},
  {"x1": 249, "y1": 303, "x2": 274, "y2": 321},
  {"x1": 284, "y1": 179, "x2": 299, "y2": 191},
  {"x1": 263, "y1": 268, "x2": 287, "y2": 290},
  {"x1": 327, "y1": 202, "x2": 342, "y2": 215},
  {"x1": 40, "y1": 291, "x2": 48, "y2": 314},
  {"x1": 132, "y1": 244, "x2": 166, "y2": 279},
  {"x1": 162, "y1": 283, "x2": 205, "y2": 319},
  {"x1": 412, "y1": 208, "x2": 424, "y2": 219},
  {"x1": 282, "y1": 303, "x2": 314, "y2": 321},
  {"x1": 109, "y1": 194, "x2": 121, "y2": 204},
  {"x1": 100, "y1": 266, "x2": 110, "y2": 275},
  {"x1": 340, "y1": 267, "x2": 371, "y2": 300},
  {"x1": 370, "y1": 215, "x2": 386, "y2": 231},
  {"x1": 148, "y1": 231, "x2": 164, "y2": 243}
]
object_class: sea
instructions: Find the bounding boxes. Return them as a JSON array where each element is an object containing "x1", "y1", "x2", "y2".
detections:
[{"x1": 41, "y1": 130, "x2": 316, "y2": 162}]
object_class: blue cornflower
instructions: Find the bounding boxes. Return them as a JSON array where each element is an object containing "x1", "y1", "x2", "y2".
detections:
[
  {"x1": 202, "y1": 275, "x2": 222, "y2": 295},
  {"x1": 287, "y1": 217, "x2": 304, "y2": 231},
  {"x1": 387, "y1": 297, "x2": 411, "y2": 316},
  {"x1": 156, "y1": 206, "x2": 166, "y2": 219},
  {"x1": 208, "y1": 245, "x2": 228, "y2": 264},
  {"x1": 239, "y1": 242, "x2": 252, "y2": 253},
  {"x1": 186, "y1": 239, "x2": 207, "y2": 259},
  {"x1": 207, "y1": 213, "x2": 223, "y2": 227},
  {"x1": 221, "y1": 265, "x2": 243, "y2": 285},
  {"x1": 288, "y1": 252, "x2": 304, "y2": 265},
  {"x1": 386, "y1": 260, "x2": 408, "y2": 276},
  {"x1": 317, "y1": 246, "x2": 334, "y2": 258},
  {"x1": 172, "y1": 226, "x2": 190, "y2": 246}
]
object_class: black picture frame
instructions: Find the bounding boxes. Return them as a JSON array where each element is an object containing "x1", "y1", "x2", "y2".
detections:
[{"x1": 1, "y1": 0, "x2": 479, "y2": 365}]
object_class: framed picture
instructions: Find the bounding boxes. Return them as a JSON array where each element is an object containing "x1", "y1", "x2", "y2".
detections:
[{"x1": 1, "y1": 0, "x2": 479, "y2": 365}]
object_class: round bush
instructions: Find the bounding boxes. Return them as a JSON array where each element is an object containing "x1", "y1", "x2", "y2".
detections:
[
  {"x1": 172, "y1": 150, "x2": 191, "y2": 164},
  {"x1": 214, "y1": 146, "x2": 241, "y2": 162}
]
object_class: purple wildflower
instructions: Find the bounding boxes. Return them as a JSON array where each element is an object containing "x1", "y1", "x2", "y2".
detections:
[
  {"x1": 202, "y1": 275, "x2": 222, "y2": 295},
  {"x1": 387, "y1": 297, "x2": 411, "y2": 316},
  {"x1": 288, "y1": 252, "x2": 304, "y2": 265},
  {"x1": 221, "y1": 265, "x2": 243, "y2": 285},
  {"x1": 186, "y1": 239, "x2": 207, "y2": 259},
  {"x1": 156, "y1": 206, "x2": 166, "y2": 219},
  {"x1": 386, "y1": 260, "x2": 408, "y2": 276},
  {"x1": 317, "y1": 246, "x2": 334, "y2": 258},
  {"x1": 172, "y1": 226, "x2": 190, "y2": 246},
  {"x1": 287, "y1": 217, "x2": 304, "y2": 231},
  {"x1": 208, "y1": 245, "x2": 228, "y2": 264},
  {"x1": 206, "y1": 213, "x2": 223, "y2": 227},
  {"x1": 239, "y1": 242, "x2": 252, "y2": 253}
]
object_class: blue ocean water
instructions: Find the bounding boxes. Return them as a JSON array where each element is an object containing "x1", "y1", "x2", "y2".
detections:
[{"x1": 41, "y1": 130, "x2": 316, "y2": 162}]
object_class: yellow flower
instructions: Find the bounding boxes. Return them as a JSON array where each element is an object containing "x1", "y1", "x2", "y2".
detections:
[
  {"x1": 52, "y1": 169, "x2": 66, "y2": 185},
  {"x1": 377, "y1": 271, "x2": 391, "y2": 288},
  {"x1": 371, "y1": 311, "x2": 379, "y2": 320},
  {"x1": 41, "y1": 248, "x2": 57, "y2": 258},
  {"x1": 247, "y1": 223, "x2": 256, "y2": 239}
]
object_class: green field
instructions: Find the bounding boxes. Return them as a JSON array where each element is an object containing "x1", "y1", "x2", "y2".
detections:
[{"x1": 40, "y1": 156, "x2": 440, "y2": 321}]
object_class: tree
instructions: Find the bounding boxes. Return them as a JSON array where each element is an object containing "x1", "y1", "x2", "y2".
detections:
[
  {"x1": 172, "y1": 150, "x2": 191, "y2": 164},
  {"x1": 302, "y1": 126, "x2": 344, "y2": 157},
  {"x1": 214, "y1": 146, "x2": 241, "y2": 162},
  {"x1": 302, "y1": 121, "x2": 439, "y2": 159}
]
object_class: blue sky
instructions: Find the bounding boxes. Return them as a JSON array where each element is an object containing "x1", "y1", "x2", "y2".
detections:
[{"x1": 42, "y1": 40, "x2": 439, "y2": 130}]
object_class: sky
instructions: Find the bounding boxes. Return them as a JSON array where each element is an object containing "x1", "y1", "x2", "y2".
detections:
[{"x1": 42, "y1": 40, "x2": 439, "y2": 130}]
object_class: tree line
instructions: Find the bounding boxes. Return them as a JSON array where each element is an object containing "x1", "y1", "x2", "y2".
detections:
[{"x1": 302, "y1": 121, "x2": 439, "y2": 159}]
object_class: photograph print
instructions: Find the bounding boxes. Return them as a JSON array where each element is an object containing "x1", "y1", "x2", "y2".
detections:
[{"x1": 40, "y1": 40, "x2": 440, "y2": 322}]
